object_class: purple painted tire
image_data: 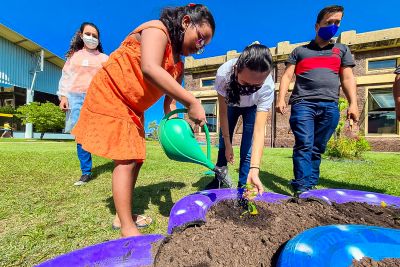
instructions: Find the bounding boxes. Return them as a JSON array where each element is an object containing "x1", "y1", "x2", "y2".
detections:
[
  {"x1": 300, "y1": 189, "x2": 400, "y2": 207},
  {"x1": 167, "y1": 188, "x2": 290, "y2": 234},
  {"x1": 35, "y1": 234, "x2": 164, "y2": 267}
]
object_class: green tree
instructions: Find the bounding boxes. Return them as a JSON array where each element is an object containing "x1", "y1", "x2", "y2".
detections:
[
  {"x1": 16, "y1": 102, "x2": 65, "y2": 139},
  {"x1": 148, "y1": 120, "x2": 159, "y2": 140}
]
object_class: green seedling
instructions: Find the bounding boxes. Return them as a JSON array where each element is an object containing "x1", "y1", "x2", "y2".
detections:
[
  {"x1": 247, "y1": 202, "x2": 258, "y2": 215},
  {"x1": 239, "y1": 183, "x2": 259, "y2": 217}
]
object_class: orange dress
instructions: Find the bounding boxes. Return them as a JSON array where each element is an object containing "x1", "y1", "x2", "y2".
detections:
[{"x1": 72, "y1": 20, "x2": 183, "y2": 160}]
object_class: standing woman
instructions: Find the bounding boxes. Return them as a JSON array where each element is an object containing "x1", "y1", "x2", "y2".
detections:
[
  {"x1": 205, "y1": 42, "x2": 275, "y2": 192},
  {"x1": 57, "y1": 22, "x2": 109, "y2": 186}
]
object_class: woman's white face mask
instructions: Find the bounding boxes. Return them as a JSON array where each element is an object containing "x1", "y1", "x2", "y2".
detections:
[{"x1": 82, "y1": 34, "x2": 98, "y2": 50}]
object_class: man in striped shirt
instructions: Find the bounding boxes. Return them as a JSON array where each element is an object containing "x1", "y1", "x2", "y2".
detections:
[{"x1": 276, "y1": 5, "x2": 359, "y2": 196}]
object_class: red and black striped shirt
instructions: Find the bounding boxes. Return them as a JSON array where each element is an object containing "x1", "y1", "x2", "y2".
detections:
[{"x1": 286, "y1": 40, "x2": 355, "y2": 104}]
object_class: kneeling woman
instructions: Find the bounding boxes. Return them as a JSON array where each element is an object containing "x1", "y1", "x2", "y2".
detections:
[{"x1": 206, "y1": 42, "x2": 274, "y2": 194}]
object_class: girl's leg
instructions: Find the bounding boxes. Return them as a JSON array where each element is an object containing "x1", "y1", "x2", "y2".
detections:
[
  {"x1": 112, "y1": 161, "x2": 144, "y2": 228},
  {"x1": 112, "y1": 160, "x2": 143, "y2": 237}
]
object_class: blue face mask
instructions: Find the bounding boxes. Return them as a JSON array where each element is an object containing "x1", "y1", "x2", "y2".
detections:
[{"x1": 318, "y1": 24, "x2": 339, "y2": 41}]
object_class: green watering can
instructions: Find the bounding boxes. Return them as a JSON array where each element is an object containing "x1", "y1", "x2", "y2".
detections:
[{"x1": 158, "y1": 108, "x2": 232, "y2": 188}]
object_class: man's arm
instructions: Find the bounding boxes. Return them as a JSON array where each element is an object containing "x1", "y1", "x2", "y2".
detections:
[
  {"x1": 340, "y1": 67, "x2": 359, "y2": 122},
  {"x1": 276, "y1": 64, "x2": 295, "y2": 114}
]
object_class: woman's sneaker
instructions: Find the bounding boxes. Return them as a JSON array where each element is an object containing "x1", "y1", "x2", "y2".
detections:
[
  {"x1": 74, "y1": 174, "x2": 92, "y2": 186},
  {"x1": 213, "y1": 166, "x2": 233, "y2": 188},
  {"x1": 204, "y1": 166, "x2": 233, "y2": 190}
]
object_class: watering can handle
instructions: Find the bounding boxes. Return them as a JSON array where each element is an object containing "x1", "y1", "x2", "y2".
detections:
[{"x1": 164, "y1": 108, "x2": 211, "y2": 161}]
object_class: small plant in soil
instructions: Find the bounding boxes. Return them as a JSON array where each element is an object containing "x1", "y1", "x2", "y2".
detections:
[{"x1": 238, "y1": 183, "x2": 259, "y2": 217}]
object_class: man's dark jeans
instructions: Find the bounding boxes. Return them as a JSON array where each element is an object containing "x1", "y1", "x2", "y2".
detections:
[{"x1": 289, "y1": 99, "x2": 339, "y2": 192}]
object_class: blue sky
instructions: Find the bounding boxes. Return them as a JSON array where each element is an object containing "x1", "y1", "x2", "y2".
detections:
[{"x1": 1, "y1": 0, "x2": 398, "y2": 130}]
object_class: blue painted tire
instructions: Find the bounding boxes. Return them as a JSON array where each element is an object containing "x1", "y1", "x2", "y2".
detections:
[{"x1": 277, "y1": 225, "x2": 400, "y2": 267}]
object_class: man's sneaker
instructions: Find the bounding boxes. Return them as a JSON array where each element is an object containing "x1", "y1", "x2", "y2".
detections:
[
  {"x1": 290, "y1": 183, "x2": 305, "y2": 198},
  {"x1": 74, "y1": 174, "x2": 92, "y2": 186},
  {"x1": 292, "y1": 186, "x2": 317, "y2": 197}
]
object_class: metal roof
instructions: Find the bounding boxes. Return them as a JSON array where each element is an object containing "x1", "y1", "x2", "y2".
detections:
[{"x1": 0, "y1": 23, "x2": 65, "y2": 68}]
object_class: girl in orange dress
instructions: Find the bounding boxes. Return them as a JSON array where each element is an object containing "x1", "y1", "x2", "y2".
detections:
[{"x1": 72, "y1": 4, "x2": 215, "y2": 237}]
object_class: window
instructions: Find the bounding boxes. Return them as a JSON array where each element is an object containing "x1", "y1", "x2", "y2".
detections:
[
  {"x1": 368, "y1": 58, "x2": 397, "y2": 71},
  {"x1": 201, "y1": 99, "x2": 217, "y2": 133},
  {"x1": 367, "y1": 88, "x2": 398, "y2": 134},
  {"x1": 4, "y1": 99, "x2": 14, "y2": 106},
  {"x1": 201, "y1": 78, "x2": 215, "y2": 88}
]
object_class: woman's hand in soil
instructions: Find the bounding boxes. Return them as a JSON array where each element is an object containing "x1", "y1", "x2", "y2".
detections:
[{"x1": 246, "y1": 170, "x2": 264, "y2": 196}]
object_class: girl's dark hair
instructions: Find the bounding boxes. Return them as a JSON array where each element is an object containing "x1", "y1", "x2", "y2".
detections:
[
  {"x1": 65, "y1": 22, "x2": 104, "y2": 58},
  {"x1": 316, "y1": 5, "x2": 344, "y2": 23},
  {"x1": 226, "y1": 43, "x2": 273, "y2": 105},
  {"x1": 160, "y1": 4, "x2": 215, "y2": 56}
]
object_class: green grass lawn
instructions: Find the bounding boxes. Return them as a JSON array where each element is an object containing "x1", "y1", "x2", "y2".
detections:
[{"x1": 0, "y1": 140, "x2": 399, "y2": 266}]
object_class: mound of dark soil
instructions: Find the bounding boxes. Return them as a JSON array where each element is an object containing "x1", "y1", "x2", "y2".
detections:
[{"x1": 154, "y1": 198, "x2": 400, "y2": 267}]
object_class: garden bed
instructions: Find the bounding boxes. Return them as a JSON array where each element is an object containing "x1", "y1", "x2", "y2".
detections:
[{"x1": 154, "y1": 198, "x2": 400, "y2": 267}]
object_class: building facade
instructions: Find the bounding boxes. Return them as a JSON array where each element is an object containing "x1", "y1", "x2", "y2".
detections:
[
  {"x1": 0, "y1": 23, "x2": 64, "y2": 131},
  {"x1": 0, "y1": 24, "x2": 64, "y2": 108},
  {"x1": 184, "y1": 28, "x2": 400, "y2": 152}
]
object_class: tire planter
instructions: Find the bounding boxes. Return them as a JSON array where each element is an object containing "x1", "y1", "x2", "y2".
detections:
[
  {"x1": 35, "y1": 234, "x2": 164, "y2": 267},
  {"x1": 299, "y1": 189, "x2": 400, "y2": 207},
  {"x1": 277, "y1": 225, "x2": 400, "y2": 267},
  {"x1": 167, "y1": 189, "x2": 291, "y2": 234}
]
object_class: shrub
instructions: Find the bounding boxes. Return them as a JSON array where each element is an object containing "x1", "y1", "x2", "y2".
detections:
[
  {"x1": 16, "y1": 102, "x2": 65, "y2": 139},
  {"x1": 325, "y1": 98, "x2": 370, "y2": 160},
  {"x1": 0, "y1": 105, "x2": 17, "y2": 114}
]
